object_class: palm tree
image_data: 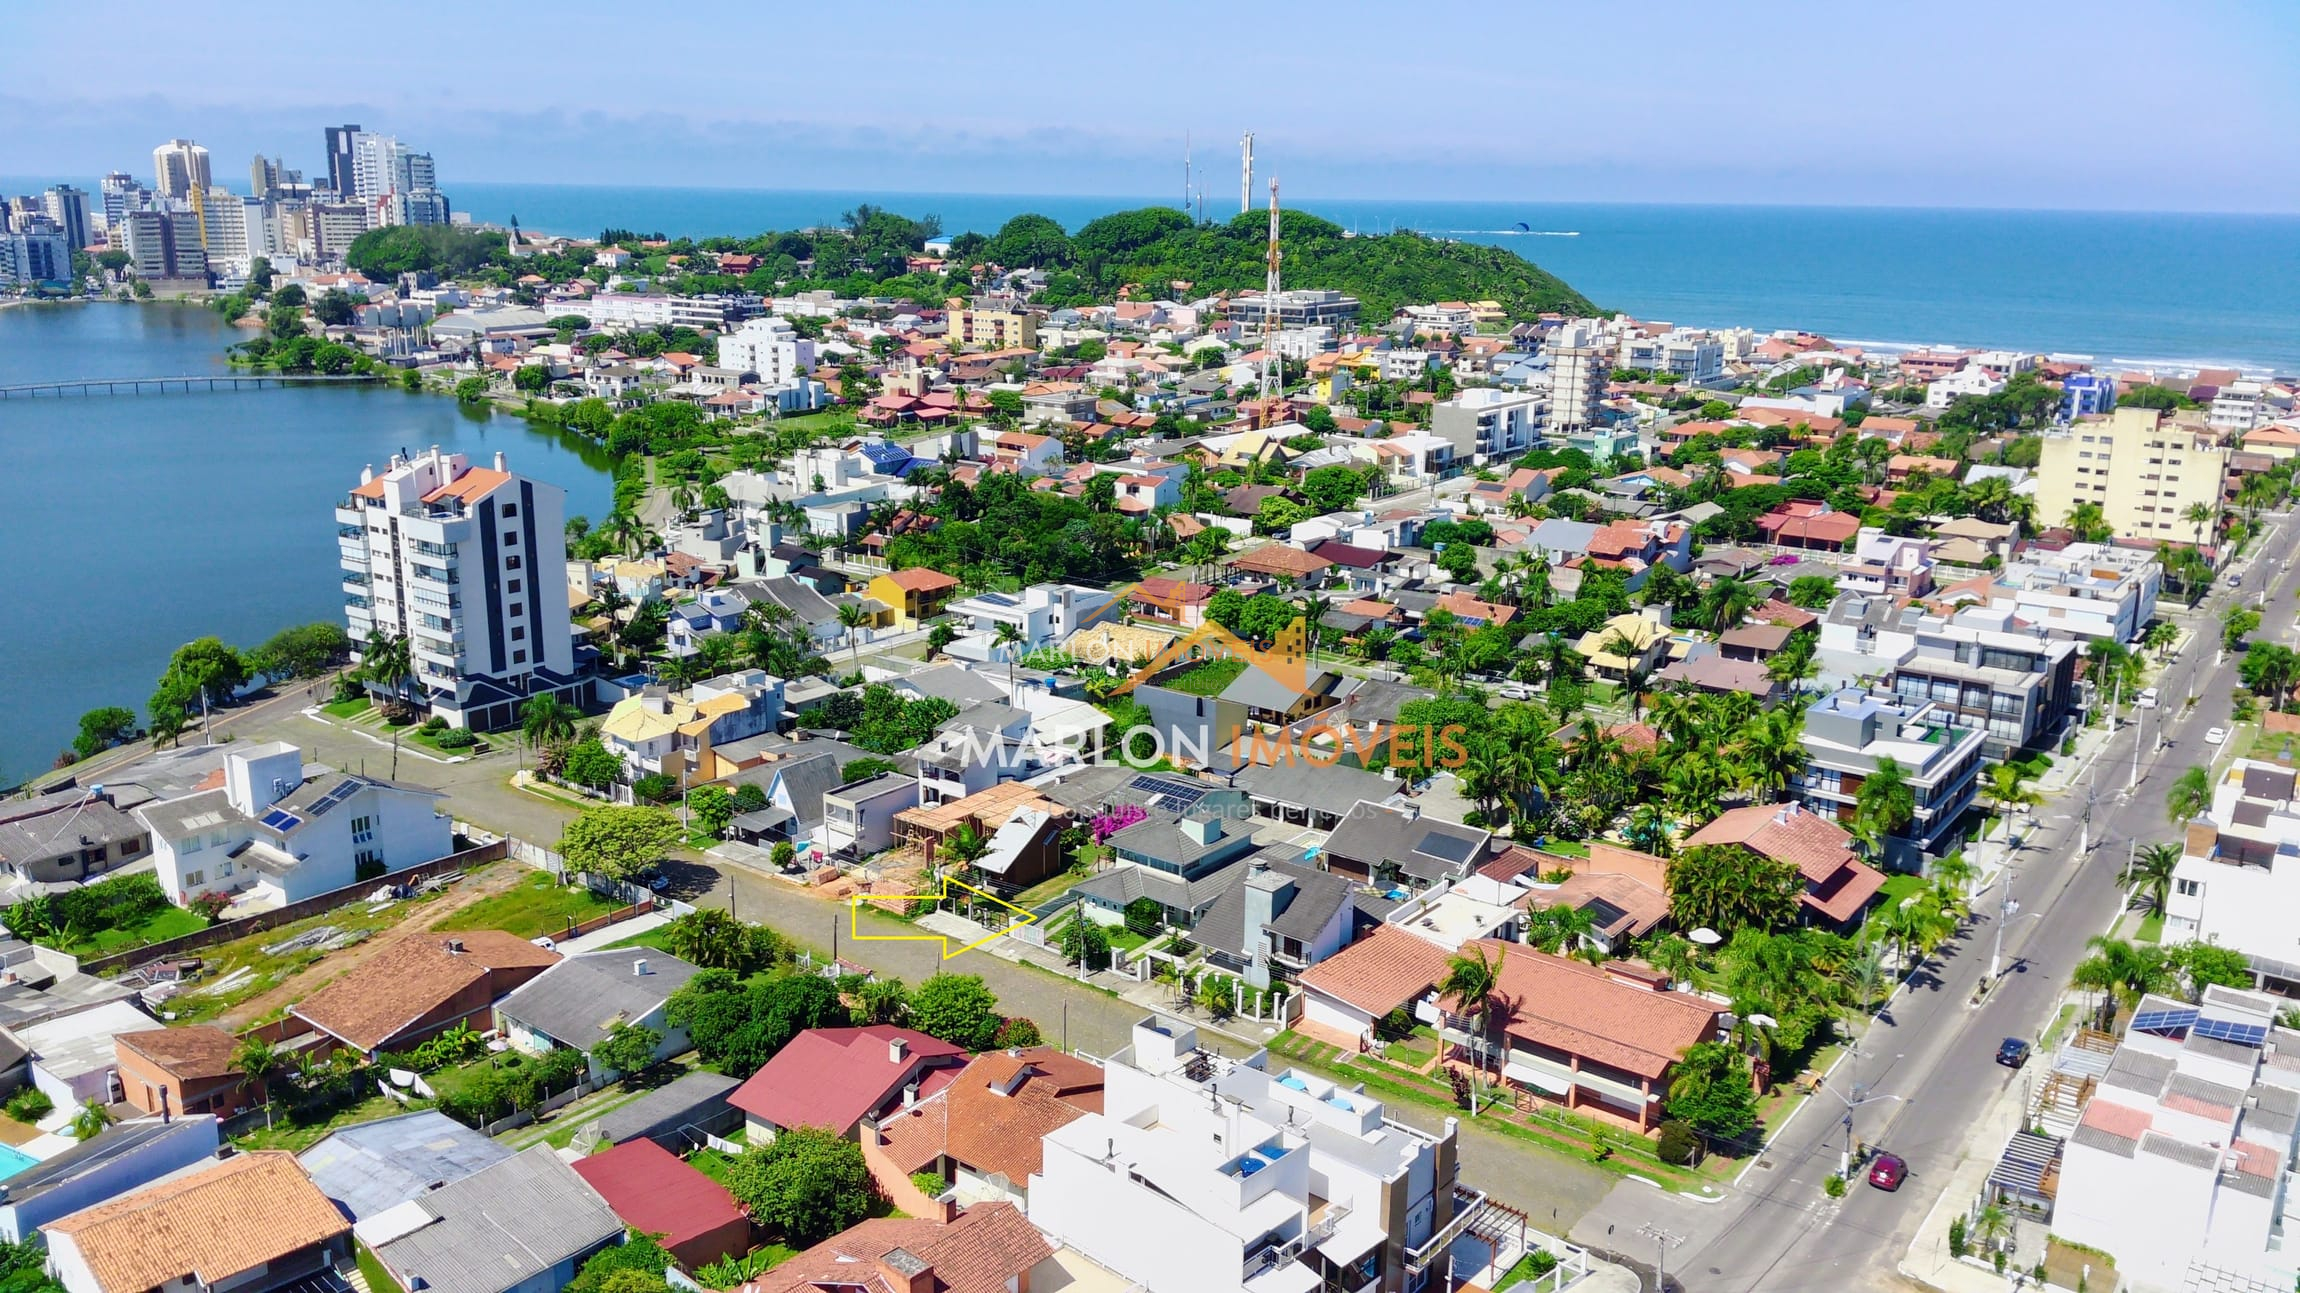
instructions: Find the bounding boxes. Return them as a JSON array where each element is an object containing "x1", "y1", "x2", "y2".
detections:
[
  {"x1": 662, "y1": 908, "x2": 753, "y2": 972},
  {"x1": 1982, "y1": 763, "x2": 2042, "y2": 844},
  {"x1": 2130, "y1": 841, "x2": 2182, "y2": 916},
  {"x1": 1625, "y1": 802, "x2": 1676, "y2": 857},
  {"x1": 1697, "y1": 577, "x2": 1763, "y2": 634},
  {"x1": 2166, "y1": 765, "x2": 2213, "y2": 825},
  {"x1": 2185, "y1": 501, "x2": 2218, "y2": 551},
  {"x1": 521, "y1": 693, "x2": 578, "y2": 748},
  {"x1": 2143, "y1": 620, "x2": 2180, "y2": 662},
  {"x1": 2076, "y1": 935, "x2": 2174, "y2": 1009},
  {"x1": 836, "y1": 603, "x2": 870, "y2": 671},
  {"x1": 1664, "y1": 755, "x2": 1726, "y2": 822},
  {"x1": 1929, "y1": 851, "x2": 1977, "y2": 914},
  {"x1": 993, "y1": 620, "x2": 1026, "y2": 695},
  {"x1": 359, "y1": 630, "x2": 417, "y2": 714},
  {"x1": 1300, "y1": 594, "x2": 1333, "y2": 663},
  {"x1": 1847, "y1": 939, "x2": 1891, "y2": 1013},
  {"x1": 1973, "y1": 1203, "x2": 2012, "y2": 1257},
  {"x1": 69, "y1": 1099, "x2": 114, "y2": 1142},
  {"x1": 231, "y1": 1037, "x2": 283, "y2": 1129},
  {"x1": 1850, "y1": 757, "x2": 1916, "y2": 860},
  {"x1": 1438, "y1": 944, "x2": 1508, "y2": 1102},
  {"x1": 2065, "y1": 501, "x2": 2112, "y2": 544},
  {"x1": 1732, "y1": 708, "x2": 1807, "y2": 800}
]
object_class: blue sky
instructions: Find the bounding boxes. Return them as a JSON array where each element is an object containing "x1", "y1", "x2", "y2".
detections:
[{"x1": 12, "y1": 0, "x2": 2299, "y2": 210}]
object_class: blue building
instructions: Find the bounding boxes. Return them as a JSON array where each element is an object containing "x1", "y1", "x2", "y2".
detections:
[{"x1": 2062, "y1": 372, "x2": 2117, "y2": 420}]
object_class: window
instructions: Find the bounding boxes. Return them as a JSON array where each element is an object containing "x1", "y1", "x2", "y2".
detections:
[
  {"x1": 510, "y1": 603, "x2": 524, "y2": 617},
  {"x1": 183, "y1": 870, "x2": 204, "y2": 888},
  {"x1": 504, "y1": 532, "x2": 520, "y2": 546},
  {"x1": 182, "y1": 834, "x2": 205, "y2": 854},
  {"x1": 351, "y1": 815, "x2": 374, "y2": 845},
  {"x1": 511, "y1": 626, "x2": 527, "y2": 641},
  {"x1": 508, "y1": 580, "x2": 522, "y2": 594},
  {"x1": 2176, "y1": 878, "x2": 2201, "y2": 898},
  {"x1": 513, "y1": 649, "x2": 527, "y2": 663},
  {"x1": 506, "y1": 555, "x2": 522, "y2": 570},
  {"x1": 500, "y1": 503, "x2": 517, "y2": 518},
  {"x1": 218, "y1": 860, "x2": 234, "y2": 878}
]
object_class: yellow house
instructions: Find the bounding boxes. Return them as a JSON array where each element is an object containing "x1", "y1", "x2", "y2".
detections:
[
  {"x1": 866, "y1": 567, "x2": 963, "y2": 631},
  {"x1": 601, "y1": 688, "x2": 755, "y2": 788},
  {"x1": 1575, "y1": 613, "x2": 1673, "y2": 680},
  {"x1": 1219, "y1": 429, "x2": 1292, "y2": 471}
]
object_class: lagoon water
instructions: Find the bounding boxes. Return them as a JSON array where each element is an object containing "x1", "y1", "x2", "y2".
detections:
[{"x1": 0, "y1": 302, "x2": 615, "y2": 784}]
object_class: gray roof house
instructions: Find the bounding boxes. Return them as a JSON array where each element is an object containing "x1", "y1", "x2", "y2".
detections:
[
  {"x1": 575, "y1": 1069, "x2": 743, "y2": 1150},
  {"x1": 1318, "y1": 803, "x2": 1490, "y2": 892},
  {"x1": 365, "y1": 1146, "x2": 624, "y2": 1293},
  {"x1": 1078, "y1": 800, "x2": 1262, "y2": 925},
  {"x1": 1229, "y1": 760, "x2": 1402, "y2": 831},
  {"x1": 494, "y1": 950, "x2": 702, "y2": 1080},
  {"x1": 298, "y1": 1110, "x2": 513, "y2": 1222},
  {"x1": 1194, "y1": 853, "x2": 1367, "y2": 989}
]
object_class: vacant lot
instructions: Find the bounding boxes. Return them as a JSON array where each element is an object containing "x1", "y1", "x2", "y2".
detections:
[{"x1": 435, "y1": 871, "x2": 622, "y2": 940}]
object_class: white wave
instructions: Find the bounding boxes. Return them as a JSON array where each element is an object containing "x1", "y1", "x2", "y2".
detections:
[{"x1": 1444, "y1": 229, "x2": 1581, "y2": 237}]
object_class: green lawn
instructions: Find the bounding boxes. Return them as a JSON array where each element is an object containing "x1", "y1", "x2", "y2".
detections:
[
  {"x1": 1162, "y1": 658, "x2": 1247, "y2": 696},
  {"x1": 61, "y1": 905, "x2": 209, "y2": 957},
  {"x1": 1104, "y1": 924, "x2": 1154, "y2": 954},
  {"x1": 2137, "y1": 911, "x2": 2165, "y2": 944},
  {"x1": 1877, "y1": 873, "x2": 1930, "y2": 910},
  {"x1": 689, "y1": 1145, "x2": 739, "y2": 1185},
  {"x1": 599, "y1": 924, "x2": 679, "y2": 954},
  {"x1": 1012, "y1": 867, "x2": 1095, "y2": 908},
  {"x1": 356, "y1": 1242, "x2": 404, "y2": 1293},
  {"x1": 435, "y1": 871, "x2": 621, "y2": 940},
  {"x1": 232, "y1": 1092, "x2": 410, "y2": 1152},
  {"x1": 322, "y1": 697, "x2": 373, "y2": 719}
]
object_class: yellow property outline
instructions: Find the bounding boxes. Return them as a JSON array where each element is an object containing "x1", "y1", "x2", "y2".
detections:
[{"x1": 846, "y1": 875, "x2": 1039, "y2": 960}]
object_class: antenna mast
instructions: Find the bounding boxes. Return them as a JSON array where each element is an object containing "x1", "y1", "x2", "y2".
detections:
[
  {"x1": 1259, "y1": 177, "x2": 1281, "y2": 403},
  {"x1": 1184, "y1": 131, "x2": 1192, "y2": 216},
  {"x1": 1240, "y1": 132, "x2": 1255, "y2": 215}
]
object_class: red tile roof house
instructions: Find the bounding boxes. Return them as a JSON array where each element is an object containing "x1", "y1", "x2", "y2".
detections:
[
  {"x1": 290, "y1": 931, "x2": 560, "y2": 1060},
  {"x1": 731, "y1": 1200, "x2": 1053, "y2": 1293},
  {"x1": 570, "y1": 1139, "x2": 751, "y2": 1269},
  {"x1": 868, "y1": 1046, "x2": 1104, "y2": 1207},
  {"x1": 1683, "y1": 801, "x2": 1887, "y2": 928},
  {"x1": 1447, "y1": 940, "x2": 1724, "y2": 1132},
  {"x1": 1756, "y1": 500, "x2": 1862, "y2": 552},
  {"x1": 729, "y1": 1026, "x2": 969, "y2": 1142},
  {"x1": 1126, "y1": 575, "x2": 1215, "y2": 629}
]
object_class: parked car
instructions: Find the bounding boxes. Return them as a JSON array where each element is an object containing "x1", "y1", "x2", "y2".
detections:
[
  {"x1": 1867, "y1": 1153, "x2": 1907, "y2": 1191},
  {"x1": 2137, "y1": 687, "x2": 2159, "y2": 709},
  {"x1": 2206, "y1": 727, "x2": 2229, "y2": 746},
  {"x1": 1499, "y1": 683, "x2": 1533, "y2": 701},
  {"x1": 1996, "y1": 1037, "x2": 2031, "y2": 1068}
]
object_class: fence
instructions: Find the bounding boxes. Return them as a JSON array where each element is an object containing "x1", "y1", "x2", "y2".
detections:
[{"x1": 81, "y1": 839, "x2": 511, "y2": 975}]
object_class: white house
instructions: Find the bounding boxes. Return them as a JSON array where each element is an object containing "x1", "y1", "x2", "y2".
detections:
[
  {"x1": 132, "y1": 742, "x2": 451, "y2": 908},
  {"x1": 942, "y1": 583, "x2": 1117, "y2": 657},
  {"x1": 716, "y1": 316, "x2": 816, "y2": 386},
  {"x1": 493, "y1": 951, "x2": 701, "y2": 1082},
  {"x1": 2167, "y1": 761, "x2": 2300, "y2": 979},
  {"x1": 1030, "y1": 1017, "x2": 1482, "y2": 1293},
  {"x1": 1925, "y1": 366, "x2": 2005, "y2": 409}
]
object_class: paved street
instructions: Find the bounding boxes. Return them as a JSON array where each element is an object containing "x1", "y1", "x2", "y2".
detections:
[{"x1": 1631, "y1": 513, "x2": 2297, "y2": 1293}]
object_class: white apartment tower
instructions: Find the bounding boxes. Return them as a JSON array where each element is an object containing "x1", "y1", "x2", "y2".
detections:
[
  {"x1": 1544, "y1": 320, "x2": 1610, "y2": 435},
  {"x1": 338, "y1": 448, "x2": 580, "y2": 731},
  {"x1": 151, "y1": 139, "x2": 211, "y2": 200},
  {"x1": 716, "y1": 316, "x2": 817, "y2": 385}
]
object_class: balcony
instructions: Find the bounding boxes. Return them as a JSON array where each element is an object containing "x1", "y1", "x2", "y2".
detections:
[
  {"x1": 407, "y1": 565, "x2": 458, "y2": 588},
  {"x1": 410, "y1": 539, "x2": 459, "y2": 560}
]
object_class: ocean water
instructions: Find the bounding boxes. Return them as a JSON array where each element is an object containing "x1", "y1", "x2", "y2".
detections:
[
  {"x1": 0, "y1": 303, "x2": 615, "y2": 785},
  {"x1": 439, "y1": 184, "x2": 2300, "y2": 373}
]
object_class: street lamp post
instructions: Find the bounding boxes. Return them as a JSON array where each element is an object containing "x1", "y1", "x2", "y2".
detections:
[{"x1": 1819, "y1": 1081, "x2": 1907, "y2": 1179}]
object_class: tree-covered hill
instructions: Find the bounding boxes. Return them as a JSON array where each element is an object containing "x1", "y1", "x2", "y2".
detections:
[{"x1": 984, "y1": 206, "x2": 1597, "y2": 320}]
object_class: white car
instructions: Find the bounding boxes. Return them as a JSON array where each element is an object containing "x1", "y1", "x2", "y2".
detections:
[
  {"x1": 1498, "y1": 683, "x2": 1533, "y2": 701},
  {"x1": 2137, "y1": 687, "x2": 2160, "y2": 709},
  {"x1": 2206, "y1": 726, "x2": 2229, "y2": 746}
]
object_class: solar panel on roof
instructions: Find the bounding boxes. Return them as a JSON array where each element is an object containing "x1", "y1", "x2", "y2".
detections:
[
  {"x1": 2131, "y1": 1007, "x2": 2200, "y2": 1035},
  {"x1": 1414, "y1": 830, "x2": 1477, "y2": 865},
  {"x1": 260, "y1": 808, "x2": 302, "y2": 833},
  {"x1": 1131, "y1": 774, "x2": 1206, "y2": 813},
  {"x1": 2194, "y1": 1018, "x2": 2270, "y2": 1047},
  {"x1": 1582, "y1": 898, "x2": 1629, "y2": 929},
  {"x1": 306, "y1": 781, "x2": 362, "y2": 817}
]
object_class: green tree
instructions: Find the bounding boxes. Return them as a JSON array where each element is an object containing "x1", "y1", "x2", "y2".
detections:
[
  {"x1": 667, "y1": 970, "x2": 849, "y2": 1072},
  {"x1": 2074, "y1": 935, "x2": 2174, "y2": 1009},
  {"x1": 513, "y1": 364, "x2": 550, "y2": 393},
  {"x1": 2240, "y1": 642, "x2": 2300, "y2": 711},
  {"x1": 521, "y1": 693, "x2": 579, "y2": 747},
  {"x1": 1666, "y1": 844, "x2": 1806, "y2": 937},
  {"x1": 455, "y1": 375, "x2": 491, "y2": 403},
  {"x1": 311, "y1": 289, "x2": 358, "y2": 326},
  {"x1": 590, "y1": 1021, "x2": 664, "y2": 1080},
  {"x1": 566, "y1": 1234, "x2": 675, "y2": 1293},
  {"x1": 562, "y1": 737, "x2": 622, "y2": 788},
  {"x1": 69, "y1": 1098, "x2": 114, "y2": 1141},
  {"x1": 984, "y1": 213, "x2": 1074, "y2": 267},
  {"x1": 908, "y1": 973, "x2": 1002, "y2": 1050},
  {"x1": 724, "y1": 1127, "x2": 876, "y2": 1247},
  {"x1": 71, "y1": 706, "x2": 138, "y2": 760},
  {"x1": 841, "y1": 757, "x2": 902, "y2": 783},
  {"x1": 1059, "y1": 917, "x2": 1111, "y2": 971},
  {"x1": 557, "y1": 805, "x2": 682, "y2": 881},
  {"x1": 689, "y1": 785, "x2": 736, "y2": 837},
  {"x1": 1438, "y1": 944, "x2": 1507, "y2": 1087},
  {"x1": 159, "y1": 637, "x2": 248, "y2": 711},
  {"x1": 2171, "y1": 940, "x2": 2255, "y2": 995},
  {"x1": 2129, "y1": 841, "x2": 2182, "y2": 916},
  {"x1": 1785, "y1": 575, "x2": 1839, "y2": 611},
  {"x1": 1849, "y1": 757, "x2": 1916, "y2": 858},
  {"x1": 1665, "y1": 1041, "x2": 1760, "y2": 1141},
  {"x1": 2167, "y1": 765, "x2": 2213, "y2": 825}
]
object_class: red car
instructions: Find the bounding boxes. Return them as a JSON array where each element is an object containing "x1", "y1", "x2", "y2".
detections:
[{"x1": 1867, "y1": 1153, "x2": 1907, "y2": 1191}]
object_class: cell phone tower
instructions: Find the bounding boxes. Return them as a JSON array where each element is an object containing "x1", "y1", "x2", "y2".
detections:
[{"x1": 1259, "y1": 177, "x2": 1282, "y2": 403}]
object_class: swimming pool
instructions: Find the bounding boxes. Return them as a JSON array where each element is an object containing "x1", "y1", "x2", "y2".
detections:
[{"x1": 0, "y1": 1143, "x2": 41, "y2": 1181}]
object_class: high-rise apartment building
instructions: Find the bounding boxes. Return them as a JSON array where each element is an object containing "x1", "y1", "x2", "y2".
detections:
[
  {"x1": 2034, "y1": 405, "x2": 2232, "y2": 546},
  {"x1": 1543, "y1": 320, "x2": 1610, "y2": 436},
  {"x1": 40, "y1": 186, "x2": 90, "y2": 251},
  {"x1": 310, "y1": 201, "x2": 371, "y2": 262},
  {"x1": 151, "y1": 139, "x2": 211, "y2": 199},
  {"x1": 0, "y1": 223, "x2": 72, "y2": 286},
  {"x1": 248, "y1": 155, "x2": 301, "y2": 199},
  {"x1": 117, "y1": 209, "x2": 205, "y2": 280},
  {"x1": 337, "y1": 448, "x2": 580, "y2": 731},
  {"x1": 323, "y1": 124, "x2": 364, "y2": 196},
  {"x1": 99, "y1": 172, "x2": 146, "y2": 231},
  {"x1": 716, "y1": 316, "x2": 817, "y2": 385}
]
